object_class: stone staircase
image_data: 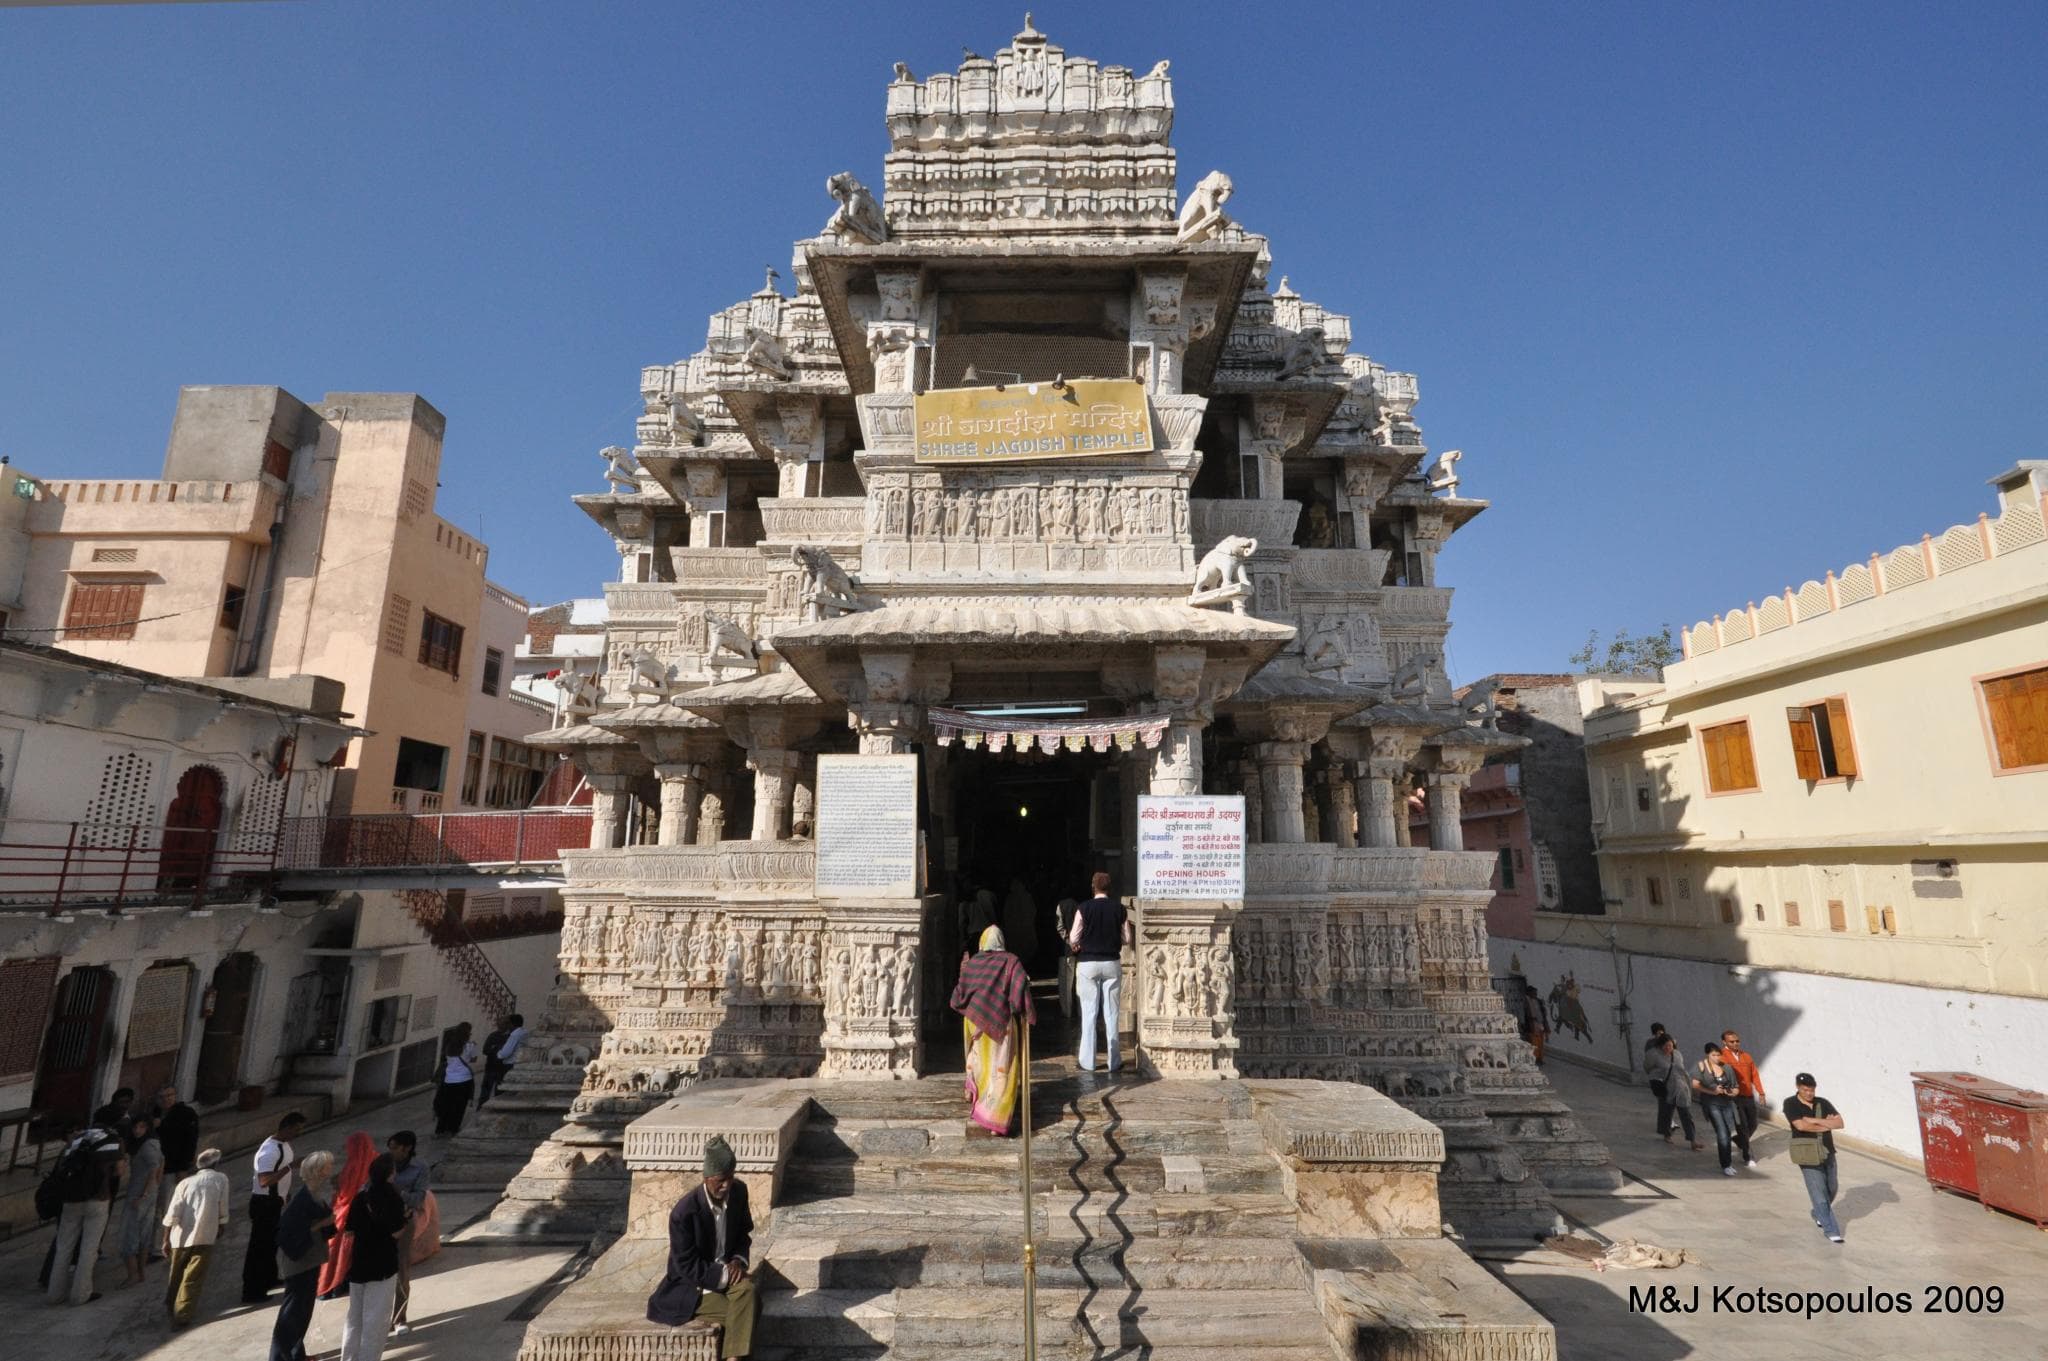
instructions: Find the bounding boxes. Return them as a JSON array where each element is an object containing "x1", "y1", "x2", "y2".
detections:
[
  {"x1": 752, "y1": 1081, "x2": 1330, "y2": 1359},
  {"x1": 515, "y1": 1066, "x2": 1556, "y2": 1361}
]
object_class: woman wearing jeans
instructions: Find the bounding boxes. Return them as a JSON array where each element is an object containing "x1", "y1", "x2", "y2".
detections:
[
  {"x1": 1648, "y1": 1035, "x2": 1702, "y2": 1149},
  {"x1": 1693, "y1": 1042, "x2": 1743, "y2": 1174}
]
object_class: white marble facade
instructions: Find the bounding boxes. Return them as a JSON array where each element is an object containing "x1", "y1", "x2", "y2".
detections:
[{"x1": 510, "y1": 19, "x2": 1613, "y2": 1235}]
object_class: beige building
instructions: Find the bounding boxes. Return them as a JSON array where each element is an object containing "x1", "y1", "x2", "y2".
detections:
[
  {"x1": 11, "y1": 386, "x2": 490, "y2": 814},
  {"x1": 1507, "y1": 463, "x2": 2048, "y2": 1157}
]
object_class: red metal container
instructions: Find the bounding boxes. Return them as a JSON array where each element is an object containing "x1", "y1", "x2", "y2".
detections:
[
  {"x1": 1910, "y1": 1071, "x2": 1994, "y2": 1198},
  {"x1": 1969, "y1": 1088, "x2": 2048, "y2": 1229}
]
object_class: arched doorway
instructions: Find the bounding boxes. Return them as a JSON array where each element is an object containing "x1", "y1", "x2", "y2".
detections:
[
  {"x1": 159, "y1": 765, "x2": 226, "y2": 895},
  {"x1": 194, "y1": 953, "x2": 259, "y2": 1104},
  {"x1": 33, "y1": 965, "x2": 116, "y2": 1129}
]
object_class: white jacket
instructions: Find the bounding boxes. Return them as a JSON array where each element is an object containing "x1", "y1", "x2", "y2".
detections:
[{"x1": 161, "y1": 1167, "x2": 231, "y2": 1248}]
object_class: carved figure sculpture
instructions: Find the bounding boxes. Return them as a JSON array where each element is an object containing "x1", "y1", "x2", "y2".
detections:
[
  {"x1": 703, "y1": 611, "x2": 759, "y2": 666},
  {"x1": 1390, "y1": 654, "x2": 1435, "y2": 700},
  {"x1": 1276, "y1": 326, "x2": 1325, "y2": 381},
  {"x1": 743, "y1": 326, "x2": 795, "y2": 381},
  {"x1": 698, "y1": 790, "x2": 725, "y2": 844},
  {"x1": 893, "y1": 61, "x2": 914, "y2": 82},
  {"x1": 564, "y1": 669, "x2": 604, "y2": 719},
  {"x1": 1427, "y1": 448, "x2": 1463, "y2": 495},
  {"x1": 601, "y1": 445, "x2": 642, "y2": 493},
  {"x1": 1176, "y1": 170, "x2": 1234, "y2": 245},
  {"x1": 824, "y1": 172, "x2": 889, "y2": 245},
  {"x1": 1302, "y1": 616, "x2": 1346, "y2": 674},
  {"x1": 627, "y1": 648, "x2": 678, "y2": 699},
  {"x1": 791, "y1": 783, "x2": 815, "y2": 839},
  {"x1": 1463, "y1": 686, "x2": 1499, "y2": 729},
  {"x1": 1190, "y1": 535, "x2": 1257, "y2": 613},
  {"x1": 791, "y1": 545, "x2": 863, "y2": 621}
]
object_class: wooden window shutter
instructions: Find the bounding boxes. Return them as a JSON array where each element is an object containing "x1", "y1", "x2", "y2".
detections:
[
  {"x1": 1786, "y1": 707, "x2": 1824, "y2": 781},
  {"x1": 1784, "y1": 901, "x2": 1801, "y2": 926},
  {"x1": 1827, "y1": 899, "x2": 1846, "y2": 932},
  {"x1": 1731, "y1": 725, "x2": 1757, "y2": 789},
  {"x1": 1824, "y1": 697, "x2": 1859, "y2": 777},
  {"x1": 1864, "y1": 905, "x2": 1882, "y2": 934},
  {"x1": 1881, "y1": 906, "x2": 1897, "y2": 935}
]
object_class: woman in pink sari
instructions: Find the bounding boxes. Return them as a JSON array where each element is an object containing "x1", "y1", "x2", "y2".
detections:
[
  {"x1": 949, "y1": 925, "x2": 1036, "y2": 1135},
  {"x1": 315, "y1": 1131, "x2": 377, "y2": 1300}
]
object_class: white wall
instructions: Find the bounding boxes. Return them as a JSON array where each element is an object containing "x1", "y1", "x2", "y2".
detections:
[{"x1": 1495, "y1": 934, "x2": 2048, "y2": 1160}]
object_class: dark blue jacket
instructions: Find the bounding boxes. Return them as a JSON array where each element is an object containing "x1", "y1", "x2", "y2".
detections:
[{"x1": 646, "y1": 1180, "x2": 753, "y2": 1327}]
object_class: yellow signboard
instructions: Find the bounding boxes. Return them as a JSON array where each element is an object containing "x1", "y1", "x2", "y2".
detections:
[{"x1": 914, "y1": 379, "x2": 1155, "y2": 464}]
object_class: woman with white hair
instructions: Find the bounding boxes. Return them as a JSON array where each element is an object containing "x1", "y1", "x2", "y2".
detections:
[
  {"x1": 270, "y1": 1150, "x2": 337, "y2": 1361},
  {"x1": 160, "y1": 1146, "x2": 230, "y2": 1327}
]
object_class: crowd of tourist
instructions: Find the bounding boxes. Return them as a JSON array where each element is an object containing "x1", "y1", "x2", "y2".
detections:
[
  {"x1": 34, "y1": 1006, "x2": 525, "y2": 1351},
  {"x1": 1636, "y1": 1021, "x2": 1849, "y2": 1243}
]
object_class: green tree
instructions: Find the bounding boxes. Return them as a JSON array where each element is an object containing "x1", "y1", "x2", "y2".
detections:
[{"x1": 1568, "y1": 626, "x2": 1679, "y2": 677}]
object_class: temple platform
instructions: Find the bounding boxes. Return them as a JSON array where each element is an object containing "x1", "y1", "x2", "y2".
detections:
[{"x1": 515, "y1": 1059, "x2": 1555, "y2": 1360}]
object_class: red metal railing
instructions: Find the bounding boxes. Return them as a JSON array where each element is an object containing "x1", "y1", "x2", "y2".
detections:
[
  {"x1": 277, "y1": 810, "x2": 591, "y2": 872},
  {"x1": 0, "y1": 819, "x2": 280, "y2": 913}
]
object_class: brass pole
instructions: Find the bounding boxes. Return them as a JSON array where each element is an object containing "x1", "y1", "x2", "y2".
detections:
[{"x1": 1019, "y1": 1012, "x2": 1037, "y2": 1361}]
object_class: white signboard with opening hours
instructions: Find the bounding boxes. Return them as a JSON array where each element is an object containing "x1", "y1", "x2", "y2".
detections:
[{"x1": 1136, "y1": 794, "x2": 1246, "y2": 900}]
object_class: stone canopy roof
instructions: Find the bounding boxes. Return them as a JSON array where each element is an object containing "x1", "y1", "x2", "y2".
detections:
[
  {"x1": 771, "y1": 603, "x2": 1294, "y2": 650},
  {"x1": 674, "y1": 669, "x2": 828, "y2": 714}
]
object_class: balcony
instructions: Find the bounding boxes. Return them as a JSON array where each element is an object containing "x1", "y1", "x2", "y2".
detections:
[
  {"x1": 0, "y1": 810, "x2": 596, "y2": 912},
  {"x1": 0, "y1": 819, "x2": 280, "y2": 913}
]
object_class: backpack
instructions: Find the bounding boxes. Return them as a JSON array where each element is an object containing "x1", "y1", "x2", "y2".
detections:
[{"x1": 37, "y1": 1129, "x2": 110, "y2": 1218}]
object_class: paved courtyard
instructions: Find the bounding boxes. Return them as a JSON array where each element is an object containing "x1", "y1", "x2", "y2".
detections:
[
  {"x1": 6, "y1": 1063, "x2": 2047, "y2": 1359},
  {"x1": 1490, "y1": 1060, "x2": 2048, "y2": 1358}
]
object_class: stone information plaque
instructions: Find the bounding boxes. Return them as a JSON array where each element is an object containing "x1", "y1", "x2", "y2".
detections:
[
  {"x1": 815, "y1": 754, "x2": 920, "y2": 897},
  {"x1": 914, "y1": 379, "x2": 1154, "y2": 464},
  {"x1": 1136, "y1": 795, "x2": 1246, "y2": 900}
]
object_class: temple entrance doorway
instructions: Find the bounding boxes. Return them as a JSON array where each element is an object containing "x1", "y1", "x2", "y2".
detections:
[{"x1": 930, "y1": 743, "x2": 1128, "y2": 1072}]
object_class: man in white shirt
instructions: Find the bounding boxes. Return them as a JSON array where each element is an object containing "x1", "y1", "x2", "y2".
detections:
[
  {"x1": 161, "y1": 1147, "x2": 230, "y2": 1327},
  {"x1": 240, "y1": 1111, "x2": 304, "y2": 1303}
]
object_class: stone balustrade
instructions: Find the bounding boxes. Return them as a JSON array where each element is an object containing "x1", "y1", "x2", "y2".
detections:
[
  {"x1": 1190, "y1": 498, "x2": 1301, "y2": 552},
  {"x1": 561, "y1": 841, "x2": 814, "y2": 895},
  {"x1": 759, "y1": 497, "x2": 865, "y2": 544}
]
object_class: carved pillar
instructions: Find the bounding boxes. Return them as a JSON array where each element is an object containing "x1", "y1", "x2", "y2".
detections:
[
  {"x1": 1237, "y1": 760, "x2": 1264, "y2": 844},
  {"x1": 587, "y1": 775, "x2": 634, "y2": 849},
  {"x1": 849, "y1": 702, "x2": 921, "y2": 756},
  {"x1": 1148, "y1": 717, "x2": 1205, "y2": 796},
  {"x1": 1426, "y1": 771, "x2": 1471, "y2": 851},
  {"x1": 1328, "y1": 770, "x2": 1358, "y2": 849},
  {"x1": 1358, "y1": 758, "x2": 1405, "y2": 848},
  {"x1": 1254, "y1": 741, "x2": 1309, "y2": 844},
  {"x1": 653, "y1": 762, "x2": 705, "y2": 847},
  {"x1": 747, "y1": 749, "x2": 801, "y2": 841}
]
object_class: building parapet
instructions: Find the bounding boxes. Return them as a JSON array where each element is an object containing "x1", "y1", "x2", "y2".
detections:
[
  {"x1": 1681, "y1": 497, "x2": 2045, "y2": 660},
  {"x1": 27, "y1": 478, "x2": 279, "y2": 540},
  {"x1": 431, "y1": 516, "x2": 489, "y2": 569}
]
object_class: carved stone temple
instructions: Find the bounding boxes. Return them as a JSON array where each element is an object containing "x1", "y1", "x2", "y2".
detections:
[{"x1": 487, "y1": 19, "x2": 1612, "y2": 1359}]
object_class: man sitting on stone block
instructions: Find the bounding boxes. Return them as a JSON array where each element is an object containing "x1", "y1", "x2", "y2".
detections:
[{"x1": 647, "y1": 1135, "x2": 757, "y2": 1359}]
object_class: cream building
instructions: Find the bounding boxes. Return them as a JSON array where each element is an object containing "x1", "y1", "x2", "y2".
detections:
[
  {"x1": 1509, "y1": 463, "x2": 2048, "y2": 1158},
  {"x1": 12, "y1": 386, "x2": 490, "y2": 815}
]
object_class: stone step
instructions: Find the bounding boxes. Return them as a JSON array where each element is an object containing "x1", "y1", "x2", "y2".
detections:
[
  {"x1": 764, "y1": 1231, "x2": 1309, "y2": 1292},
  {"x1": 781, "y1": 1150, "x2": 1284, "y2": 1199},
  {"x1": 755, "y1": 1285, "x2": 1330, "y2": 1355},
  {"x1": 769, "y1": 1189, "x2": 1300, "y2": 1242}
]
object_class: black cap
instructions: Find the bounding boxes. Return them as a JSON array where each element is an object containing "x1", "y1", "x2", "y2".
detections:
[{"x1": 1795, "y1": 1072, "x2": 1817, "y2": 1087}]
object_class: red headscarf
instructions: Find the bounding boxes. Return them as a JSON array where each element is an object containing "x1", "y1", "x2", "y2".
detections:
[{"x1": 316, "y1": 1131, "x2": 378, "y2": 1297}]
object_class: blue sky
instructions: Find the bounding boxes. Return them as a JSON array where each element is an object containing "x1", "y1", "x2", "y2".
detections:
[{"x1": 4, "y1": 2, "x2": 2043, "y2": 682}]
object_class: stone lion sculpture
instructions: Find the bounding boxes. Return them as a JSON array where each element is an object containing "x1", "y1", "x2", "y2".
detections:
[
  {"x1": 1176, "y1": 170, "x2": 1233, "y2": 245},
  {"x1": 1196, "y1": 532, "x2": 1253, "y2": 593},
  {"x1": 600, "y1": 445, "x2": 641, "y2": 492}
]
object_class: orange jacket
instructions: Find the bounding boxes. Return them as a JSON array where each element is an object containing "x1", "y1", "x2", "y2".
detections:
[{"x1": 1724, "y1": 1049, "x2": 1765, "y2": 1099}]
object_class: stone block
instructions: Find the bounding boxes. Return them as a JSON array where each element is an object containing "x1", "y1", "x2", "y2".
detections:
[{"x1": 621, "y1": 1080, "x2": 811, "y2": 1237}]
